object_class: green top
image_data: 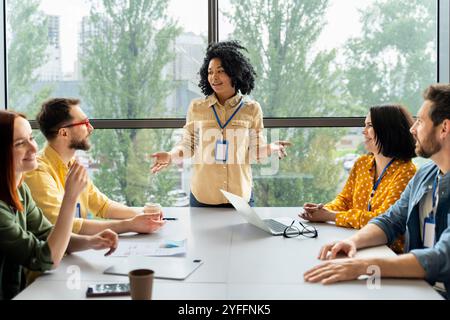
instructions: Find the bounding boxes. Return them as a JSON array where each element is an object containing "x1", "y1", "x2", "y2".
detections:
[{"x1": 0, "y1": 182, "x2": 54, "y2": 300}]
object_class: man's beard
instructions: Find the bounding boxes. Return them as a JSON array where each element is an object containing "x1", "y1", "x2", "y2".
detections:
[
  {"x1": 69, "y1": 137, "x2": 91, "y2": 151},
  {"x1": 415, "y1": 133, "x2": 441, "y2": 158}
]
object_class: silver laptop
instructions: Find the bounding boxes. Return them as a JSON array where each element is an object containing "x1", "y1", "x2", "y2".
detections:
[{"x1": 221, "y1": 189, "x2": 294, "y2": 236}]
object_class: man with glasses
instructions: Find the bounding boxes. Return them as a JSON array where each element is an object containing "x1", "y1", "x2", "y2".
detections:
[
  {"x1": 24, "y1": 98, "x2": 165, "y2": 235},
  {"x1": 304, "y1": 84, "x2": 450, "y2": 299}
]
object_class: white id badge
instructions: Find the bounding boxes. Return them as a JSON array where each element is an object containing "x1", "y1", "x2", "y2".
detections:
[
  {"x1": 215, "y1": 140, "x2": 228, "y2": 162},
  {"x1": 423, "y1": 216, "x2": 436, "y2": 248}
]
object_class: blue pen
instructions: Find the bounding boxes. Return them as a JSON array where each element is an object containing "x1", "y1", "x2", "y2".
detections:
[
  {"x1": 76, "y1": 203, "x2": 81, "y2": 218},
  {"x1": 163, "y1": 217, "x2": 178, "y2": 221}
]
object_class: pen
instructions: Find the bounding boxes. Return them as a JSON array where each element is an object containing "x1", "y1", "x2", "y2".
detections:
[
  {"x1": 163, "y1": 217, "x2": 178, "y2": 221},
  {"x1": 76, "y1": 203, "x2": 81, "y2": 218}
]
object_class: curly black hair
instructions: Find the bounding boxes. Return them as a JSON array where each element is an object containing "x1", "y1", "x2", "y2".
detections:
[{"x1": 198, "y1": 41, "x2": 256, "y2": 96}]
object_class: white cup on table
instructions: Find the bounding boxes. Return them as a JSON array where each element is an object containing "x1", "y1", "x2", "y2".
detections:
[{"x1": 143, "y1": 203, "x2": 162, "y2": 217}]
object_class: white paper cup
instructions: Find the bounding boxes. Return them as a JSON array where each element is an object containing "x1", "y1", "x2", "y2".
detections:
[{"x1": 143, "y1": 203, "x2": 162, "y2": 214}]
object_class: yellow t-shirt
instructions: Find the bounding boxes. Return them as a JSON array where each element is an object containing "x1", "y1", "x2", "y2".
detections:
[{"x1": 24, "y1": 144, "x2": 110, "y2": 233}]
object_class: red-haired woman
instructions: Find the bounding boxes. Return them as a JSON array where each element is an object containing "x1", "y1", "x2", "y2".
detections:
[{"x1": 0, "y1": 110, "x2": 118, "y2": 299}]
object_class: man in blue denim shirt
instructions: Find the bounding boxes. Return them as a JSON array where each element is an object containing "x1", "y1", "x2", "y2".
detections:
[{"x1": 303, "y1": 84, "x2": 450, "y2": 299}]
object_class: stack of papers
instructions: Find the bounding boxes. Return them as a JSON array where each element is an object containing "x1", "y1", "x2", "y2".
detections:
[{"x1": 109, "y1": 239, "x2": 187, "y2": 257}]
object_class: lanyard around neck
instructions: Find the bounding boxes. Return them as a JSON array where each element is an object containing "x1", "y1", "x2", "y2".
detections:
[
  {"x1": 430, "y1": 172, "x2": 441, "y2": 218},
  {"x1": 367, "y1": 158, "x2": 395, "y2": 211},
  {"x1": 212, "y1": 99, "x2": 245, "y2": 131}
]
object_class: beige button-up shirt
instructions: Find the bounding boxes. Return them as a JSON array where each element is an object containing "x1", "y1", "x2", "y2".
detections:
[{"x1": 173, "y1": 93, "x2": 265, "y2": 205}]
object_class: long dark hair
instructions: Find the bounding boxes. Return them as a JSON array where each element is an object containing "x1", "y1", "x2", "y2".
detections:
[
  {"x1": 370, "y1": 105, "x2": 416, "y2": 161},
  {"x1": 0, "y1": 110, "x2": 26, "y2": 211}
]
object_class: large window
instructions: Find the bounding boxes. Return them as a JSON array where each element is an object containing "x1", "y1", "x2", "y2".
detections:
[
  {"x1": 6, "y1": 0, "x2": 207, "y2": 119},
  {"x1": 31, "y1": 121, "x2": 431, "y2": 208},
  {"x1": 40, "y1": 127, "x2": 362, "y2": 207},
  {"x1": 220, "y1": 0, "x2": 437, "y2": 117},
  {"x1": 2, "y1": 0, "x2": 445, "y2": 207}
]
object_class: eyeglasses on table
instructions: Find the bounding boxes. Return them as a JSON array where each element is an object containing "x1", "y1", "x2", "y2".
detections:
[{"x1": 283, "y1": 220, "x2": 318, "y2": 238}]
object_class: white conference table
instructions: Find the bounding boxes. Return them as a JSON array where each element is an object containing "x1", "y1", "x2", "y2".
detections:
[{"x1": 15, "y1": 207, "x2": 443, "y2": 300}]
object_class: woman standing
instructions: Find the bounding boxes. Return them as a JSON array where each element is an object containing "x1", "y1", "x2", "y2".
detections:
[{"x1": 152, "y1": 41, "x2": 290, "y2": 207}]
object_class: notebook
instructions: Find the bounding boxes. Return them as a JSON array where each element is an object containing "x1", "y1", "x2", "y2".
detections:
[{"x1": 104, "y1": 256, "x2": 203, "y2": 280}]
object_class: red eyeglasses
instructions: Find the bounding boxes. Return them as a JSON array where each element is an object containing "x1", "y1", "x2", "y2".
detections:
[{"x1": 61, "y1": 118, "x2": 91, "y2": 129}]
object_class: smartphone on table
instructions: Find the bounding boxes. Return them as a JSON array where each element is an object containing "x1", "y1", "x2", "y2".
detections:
[{"x1": 86, "y1": 283, "x2": 130, "y2": 297}]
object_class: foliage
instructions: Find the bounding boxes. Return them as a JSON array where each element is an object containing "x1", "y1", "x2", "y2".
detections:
[
  {"x1": 225, "y1": 0, "x2": 346, "y2": 205},
  {"x1": 80, "y1": 0, "x2": 181, "y2": 205},
  {"x1": 343, "y1": 0, "x2": 436, "y2": 114},
  {"x1": 7, "y1": 0, "x2": 52, "y2": 116}
]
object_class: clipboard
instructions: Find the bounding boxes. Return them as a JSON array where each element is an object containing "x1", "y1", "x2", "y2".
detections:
[{"x1": 104, "y1": 256, "x2": 203, "y2": 280}]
